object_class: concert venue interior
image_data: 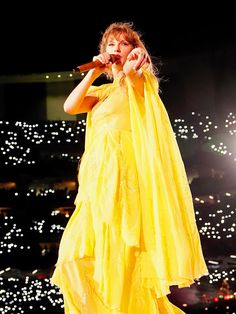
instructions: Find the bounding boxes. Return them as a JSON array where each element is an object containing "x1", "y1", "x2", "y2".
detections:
[{"x1": 0, "y1": 3, "x2": 235, "y2": 313}]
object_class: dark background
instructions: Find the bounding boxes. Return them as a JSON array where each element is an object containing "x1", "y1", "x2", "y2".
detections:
[{"x1": 1, "y1": 1, "x2": 235, "y2": 76}]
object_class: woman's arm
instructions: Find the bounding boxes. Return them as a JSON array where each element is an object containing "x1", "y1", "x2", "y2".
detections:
[
  {"x1": 123, "y1": 48, "x2": 148, "y2": 97},
  {"x1": 64, "y1": 70, "x2": 98, "y2": 114},
  {"x1": 64, "y1": 54, "x2": 111, "y2": 115}
]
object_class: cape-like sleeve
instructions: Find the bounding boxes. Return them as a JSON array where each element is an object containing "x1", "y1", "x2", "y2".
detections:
[{"x1": 126, "y1": 69, "x2": 208, "y2": 294}]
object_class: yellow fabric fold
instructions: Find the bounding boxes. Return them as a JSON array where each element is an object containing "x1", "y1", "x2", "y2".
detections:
[
  {"x1": 126, "y1": 69, "x2": 208, "y2": 287},
  {"x1": 51, "y1": 69, "x2": 208, "y2": 313}
]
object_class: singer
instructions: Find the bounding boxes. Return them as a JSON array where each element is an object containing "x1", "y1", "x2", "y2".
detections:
[{"x1": 51, "y1": 21, "x2": 208, "y2": 314}]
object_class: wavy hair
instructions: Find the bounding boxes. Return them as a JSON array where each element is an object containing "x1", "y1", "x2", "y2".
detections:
[{"x1": 98, "y1": 22, "x2": 158, "y2": 80}]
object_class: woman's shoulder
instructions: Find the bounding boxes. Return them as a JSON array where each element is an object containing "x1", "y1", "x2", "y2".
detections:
[{"x1": 87, "y1": 82, "x2": 113, "y2": 98}]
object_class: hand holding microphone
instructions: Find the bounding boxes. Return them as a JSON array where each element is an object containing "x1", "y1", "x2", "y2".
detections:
[{"x1": 74, "y1": 54, "x2": 120, "y2": 73}]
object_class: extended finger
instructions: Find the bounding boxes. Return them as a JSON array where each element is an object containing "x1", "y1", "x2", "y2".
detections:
[{"x1": 134, "y1": 52, "x2": 146, "y2": 70}]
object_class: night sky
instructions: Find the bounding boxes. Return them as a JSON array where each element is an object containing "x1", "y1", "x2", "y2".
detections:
[{"x1": 1, "y1": 2, "x2": 235, "y2": 76}]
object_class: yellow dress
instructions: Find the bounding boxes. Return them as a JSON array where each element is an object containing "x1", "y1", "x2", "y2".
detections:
[{"x1": 51, "y1": 70, "x2": 208, "y2": 313}]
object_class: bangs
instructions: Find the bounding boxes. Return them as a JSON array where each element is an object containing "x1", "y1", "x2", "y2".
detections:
[{"x1": 105, "y1": 29, "x2": 136, "y2": 46}]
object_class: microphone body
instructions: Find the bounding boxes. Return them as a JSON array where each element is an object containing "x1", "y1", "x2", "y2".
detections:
[{"x1": 73, "y1": 54, "x2": 119, "y2": 73}]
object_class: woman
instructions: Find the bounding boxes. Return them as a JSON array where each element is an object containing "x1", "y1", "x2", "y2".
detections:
[{"x1": 51, "y1": 22, "x2": 208, "y2": 313}]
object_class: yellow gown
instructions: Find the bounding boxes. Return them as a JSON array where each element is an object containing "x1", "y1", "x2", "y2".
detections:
[{"x1": 51, "y1": 70, "x2": 208, "y2": 313}]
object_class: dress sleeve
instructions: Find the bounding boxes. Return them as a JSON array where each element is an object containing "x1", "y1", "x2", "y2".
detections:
[
  {"x1": 126, "y1": 68, "x2": 209, "y2": 289},
  {"x1": 87, "y1": 83, "x2": 111, "y2": 100}
]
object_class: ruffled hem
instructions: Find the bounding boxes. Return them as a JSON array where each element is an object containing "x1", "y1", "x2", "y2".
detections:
[
  {"x1": 51, "y1": 256, "x2": 187, "y2": 314},
  {"x1": 52, "y1": 202, "x2": 207, "y2": 313},
  {"x1": 53, "y1": 193, "x2": 208, "y2": 308}
]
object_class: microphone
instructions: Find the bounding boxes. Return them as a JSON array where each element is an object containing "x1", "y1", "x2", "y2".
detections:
[{"x1": 73, "y1": 54, "x2": 120, "y2": 73}]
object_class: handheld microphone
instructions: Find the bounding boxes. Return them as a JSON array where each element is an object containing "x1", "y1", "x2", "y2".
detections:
[{"x1": 73, "y1": 54, "x2": 120, "y2": 73}]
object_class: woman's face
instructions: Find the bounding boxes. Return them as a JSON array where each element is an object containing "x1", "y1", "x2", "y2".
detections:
[{"x1": 106, "y1": 34, "x2": 134, "y2": 65}]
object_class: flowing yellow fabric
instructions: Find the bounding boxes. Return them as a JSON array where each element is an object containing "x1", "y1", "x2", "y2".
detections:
[{"x1": 51, "y1": 70, "x2": 208, "y2": 314}]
